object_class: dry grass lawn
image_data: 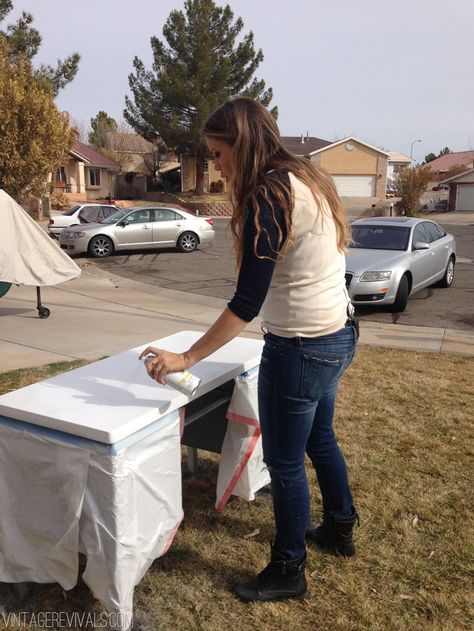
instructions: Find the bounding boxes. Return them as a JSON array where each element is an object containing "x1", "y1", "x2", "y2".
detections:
[{"x1": 0, "y1": 346, "x2": 472, "y2": 631}]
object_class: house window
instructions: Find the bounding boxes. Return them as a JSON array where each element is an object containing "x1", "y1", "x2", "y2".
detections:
[
  {"x1": 203, "y1": 161, "x2": 209, "y2": 173},
  {"x1": 393, "y1": 164, "x2": 407, "y2": 174},
  {"x1": 54, "y1": 166, "x2": 67, "y2": 183},
  {"x1": 89, "y1": 168, "x2": 101, "y2": 187}
]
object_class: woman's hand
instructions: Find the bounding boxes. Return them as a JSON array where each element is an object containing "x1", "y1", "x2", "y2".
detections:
[{"x1": 139, "y1": 346, "x2": 188, "y2": 384}]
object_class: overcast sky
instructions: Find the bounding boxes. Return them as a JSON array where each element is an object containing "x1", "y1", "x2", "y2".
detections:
[{"x1": 6, "y1": 0, "x2": 474, "y2": 162}]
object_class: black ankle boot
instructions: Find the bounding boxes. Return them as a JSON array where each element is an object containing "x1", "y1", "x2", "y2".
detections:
[
  {"x1": 306, "y1": 506, "x2": 359, "y2": 557},
  {"x1": 233, "y1": 547, "x2": 307, "y2": 603}
]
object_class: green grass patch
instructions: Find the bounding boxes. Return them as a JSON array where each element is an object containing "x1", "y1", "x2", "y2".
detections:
[{"x1": 0, "y1": 347, "x2": 473, "y2": 630}]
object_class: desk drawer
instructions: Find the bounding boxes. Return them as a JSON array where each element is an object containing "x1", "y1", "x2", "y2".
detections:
[{"x1": 181, "y1": 379, "x2": 234, "y2": 453}]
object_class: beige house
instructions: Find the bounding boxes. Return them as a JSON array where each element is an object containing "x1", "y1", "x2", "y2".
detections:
[
  {"x1": 441, "y1": 168, "x2": 474, "y2": 211},
  {"x1": 51, "y1": 141, "x2": 120, "y2": 200},
  {"x1": 180, "y1": 135, "x2": 389, "y2": 199},
  {"x1": 304, "y1": 137, "x2": 389, "y2": 199},
  {"x1": 180, "y1": 154, "x2": 225, "y2": 193}
]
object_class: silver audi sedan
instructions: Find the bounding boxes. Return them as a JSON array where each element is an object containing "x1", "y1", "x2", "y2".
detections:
[
  {"x1": 59, "y1": 205, "x2": 215, "y2": 258},
  {"x1": 345, "y1": 217, "x2": 456, "y2": 312}
]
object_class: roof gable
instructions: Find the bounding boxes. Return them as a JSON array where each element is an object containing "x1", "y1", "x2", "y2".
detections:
[
  {"x1": 440, "y1": 167, "x2": 474, "y2": 184},
  {"x1": 69, "y1": 141, "x2": 120, "y2": 169},
  {"x1": 309, "y1": 137, "x2": 390, "y2": 157}
]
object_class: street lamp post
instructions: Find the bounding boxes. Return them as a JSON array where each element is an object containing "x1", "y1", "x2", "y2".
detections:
[{"x1": 410, "y1": 139, "x2": 422, "y2": 161}]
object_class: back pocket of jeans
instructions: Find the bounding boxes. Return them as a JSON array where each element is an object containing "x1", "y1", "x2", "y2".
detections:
[{"x1": 300, "y1": 353, "x2": 344, "y2": 401}]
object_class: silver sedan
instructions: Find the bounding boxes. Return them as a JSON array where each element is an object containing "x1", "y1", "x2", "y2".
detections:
[
  {"x1": 59, "y1": 206, "x2": 215, "y2": 258},
  {"x1": 345, "y1": 217, "x2": 456, "y2": 312}
]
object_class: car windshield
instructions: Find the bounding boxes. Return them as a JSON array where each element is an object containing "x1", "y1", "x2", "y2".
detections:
[
  {"x1": 350, "y1": 225, "x2": 411, "y2": 251},
  {"x1": 100, "y1": 209, "x2": 130, "y2": 224},
  {"x1": 63, "y1": 205, "x2": 81, "y2": 216}
]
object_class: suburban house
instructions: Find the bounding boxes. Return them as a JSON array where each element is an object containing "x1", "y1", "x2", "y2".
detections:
[
  {"x1": 180, "y1": 135, "x2": 389, "y2": 200},
  {"x1": 104, "y1": 132, "x2": 181, "y2": 199},
  {"x1": 180, "y1": 154, "x2": 225, "y2": 193},
  {"x1": 51, "y1": 141, "x2": 120, "y2": 201},
  {"x1": 387, "y1": 152, "x2": 412, "y2": 180},
  {"x1": 290, "y1": 136, "x2": 389, "y2": 199},
  {"x1": 441, "y1": 167, "x2": 474, "y2": 211},
  {"x1": 423, "y1": 151, "x2": 474, "y2": 176}
]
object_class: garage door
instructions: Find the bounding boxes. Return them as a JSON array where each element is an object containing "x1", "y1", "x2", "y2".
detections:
[
  {"x1": 456, "y1": 185, "x2": 474, "y2": 211},
  {"x1": 332, "y1": 175, "x2": 376, "y2": 197}
]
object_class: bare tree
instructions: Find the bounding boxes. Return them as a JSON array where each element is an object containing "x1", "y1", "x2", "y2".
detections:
[
  {"x1": 142, "y1": 139, "x2": 172, "y2": 182},
  {"x1": 392, "y1": 166, "x2": 433, "y2": 216}
]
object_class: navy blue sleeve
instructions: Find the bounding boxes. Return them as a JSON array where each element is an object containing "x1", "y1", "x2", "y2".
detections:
[{"x1": 227, "y1": 189, "x2": 287, "y2": 322}]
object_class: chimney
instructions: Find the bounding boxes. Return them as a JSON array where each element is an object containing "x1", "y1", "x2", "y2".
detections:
[
  {"x1": 300, "y1": 134, "x2": 304, "y2": 144},
  {"x1": 306, "y1": 131, "x2": 309, "y2": 140}
]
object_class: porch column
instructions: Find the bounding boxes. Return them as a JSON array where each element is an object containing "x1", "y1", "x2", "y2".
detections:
[{"x1": 76, "y1": 161, "x2": 86, "y2": 193}]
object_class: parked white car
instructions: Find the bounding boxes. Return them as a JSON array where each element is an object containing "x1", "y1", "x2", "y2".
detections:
[{"x1": 48, "y1": 204, "x2": 121, "y2": 238}]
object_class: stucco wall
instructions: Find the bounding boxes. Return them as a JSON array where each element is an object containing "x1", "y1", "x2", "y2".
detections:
[
  {"x1": 85, "y1": 167, "x2": 115, "y2": 200},
  {"x1": 319, "y1": 142, "x2": 379, "y2": 174}
]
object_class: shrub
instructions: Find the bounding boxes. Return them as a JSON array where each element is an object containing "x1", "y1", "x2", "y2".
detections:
[
  {"x1": 209, "y1": 179, "x2": 224, "y2": 193},
  {"x1": 50, "y1": 190, "x2": 70, "y2": 211},
  {"x1": 392, "y1": 166, "x2": 433, "y2": 216}
]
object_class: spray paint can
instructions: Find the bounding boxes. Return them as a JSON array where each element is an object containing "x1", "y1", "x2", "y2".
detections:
[
  {"x1": 143, "y1": 357, "x2": 201, "y2": 396},
  {"x1": 165, "y1": 370, "x2": 201, "y2": 396}
]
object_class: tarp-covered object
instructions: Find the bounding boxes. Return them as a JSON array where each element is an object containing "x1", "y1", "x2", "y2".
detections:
[{"x1": 0, "y1": 189, "x2": 80, "y2": 286}]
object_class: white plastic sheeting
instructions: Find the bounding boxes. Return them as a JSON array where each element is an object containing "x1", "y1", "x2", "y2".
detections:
[
  {"x1": 0, "y1": 412, "x2": 183, "y2": 629},
  {"x1": 216, "y1": 368, "x2": 270, "y2": 512},
  {"x1": 0, "y1": 189, "x2": 80, "y2": 286}
]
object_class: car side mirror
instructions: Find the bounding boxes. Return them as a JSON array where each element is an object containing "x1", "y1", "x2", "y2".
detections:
[
  {"x1": 414, "y1": 241, "x2": 430, "y2": 250},
  {"x1": 118, "y1": 220, "x2": 128, "y2": 227}
]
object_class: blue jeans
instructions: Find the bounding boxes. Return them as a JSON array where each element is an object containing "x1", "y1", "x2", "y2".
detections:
[{"x1": 258, "y1": 325, "x2": 357, "y2": 560}]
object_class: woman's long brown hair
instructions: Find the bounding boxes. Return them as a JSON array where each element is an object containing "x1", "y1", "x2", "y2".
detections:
[{"x1": 203, "y1": 97, "x2": 349, "y2": 266}]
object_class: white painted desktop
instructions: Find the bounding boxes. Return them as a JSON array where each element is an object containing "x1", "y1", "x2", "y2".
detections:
[
  {"x1": 0, "y1": 331, "x2": 263, "y2": 628},
  {"x1": 0, "y1": 330, "x2": 263, "y2": 443}
]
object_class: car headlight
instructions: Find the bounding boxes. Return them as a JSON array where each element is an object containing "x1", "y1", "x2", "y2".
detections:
[
  {"x1": 359, "y1": 270, "x2": 392, "y2": 282},
  {"x1": 63, "y1": 231, "x2": 86, "y2": 239}
]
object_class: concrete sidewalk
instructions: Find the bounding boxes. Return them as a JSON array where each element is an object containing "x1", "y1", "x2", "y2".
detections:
[{"x1": 1, "y1": 264, "x2": 473, "y2": 372}]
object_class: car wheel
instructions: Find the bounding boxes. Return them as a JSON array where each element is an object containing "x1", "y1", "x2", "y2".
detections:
[
  {"x1": 438, "y1": 256, "x2": 455, "y2": 288},
  {"x1": 88, "y1": 235, "x2": 114, "y2": 258},
  {"x1": 389, "y1": 275, "x2": 409, "y2": 312},
  {"x1": 177, "y1": 231, "x2": 199, "y2": 253}
]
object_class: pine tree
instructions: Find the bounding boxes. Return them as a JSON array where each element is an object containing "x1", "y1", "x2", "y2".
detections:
[
  {"x1": 0, "y1": 37, "x2": 76, "y2": 197},
  {"x1": 89, "y1": 111, "x2": 118, "y2": 150},
  {"x1": 124, "y1": 0, "x2": 275, "y2": 194},
  {"x1": 0, "y1": 0, "x2": 80, "y2": 95}
]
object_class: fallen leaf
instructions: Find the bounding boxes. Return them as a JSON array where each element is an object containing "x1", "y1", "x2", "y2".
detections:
[
  {"x1": 243, "y1": 528, "x2": 260, "y2": 539},
  {"x1": 399, "y1": 594, "x2": 413, "y2": 600},
  {"x1": 411, "y1": 514, "x2": 419, "y2": 526},
  {"x1": 428, "y1": 551, "x2": 435, "y2": 559}
]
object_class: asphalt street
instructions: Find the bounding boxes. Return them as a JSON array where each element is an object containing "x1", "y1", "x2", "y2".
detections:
[{"x1": 73, "y1": 217, "x2": 474, "y2": 332}]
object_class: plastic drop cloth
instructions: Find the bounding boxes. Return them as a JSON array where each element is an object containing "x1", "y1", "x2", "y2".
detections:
[
  {"x1": 0, "y1": 412, "x2": 183, "y2": 629},
  {"x1": 0, "y1": 189, "x2": 80, "y2": 286},
  {"x1": 216, "y1": 368, "x2": 270, "y2": 512}
]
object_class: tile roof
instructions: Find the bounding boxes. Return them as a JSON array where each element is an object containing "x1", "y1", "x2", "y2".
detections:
[
  {"x1": 424, "y1": 151, "x2": 474, "y2": 172},
  {"x1": 105, "y1": 132, "x2": 155, "y2": 154},
  {"x1": 281, "y1": 136, "x2": 332, "y2": 156},
  {"x1": 388, "y1": 152, "x2": 412, "y2": 162},
  {"x1": 70, "y1": 141, "x2": 120, "y2": 169}
]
